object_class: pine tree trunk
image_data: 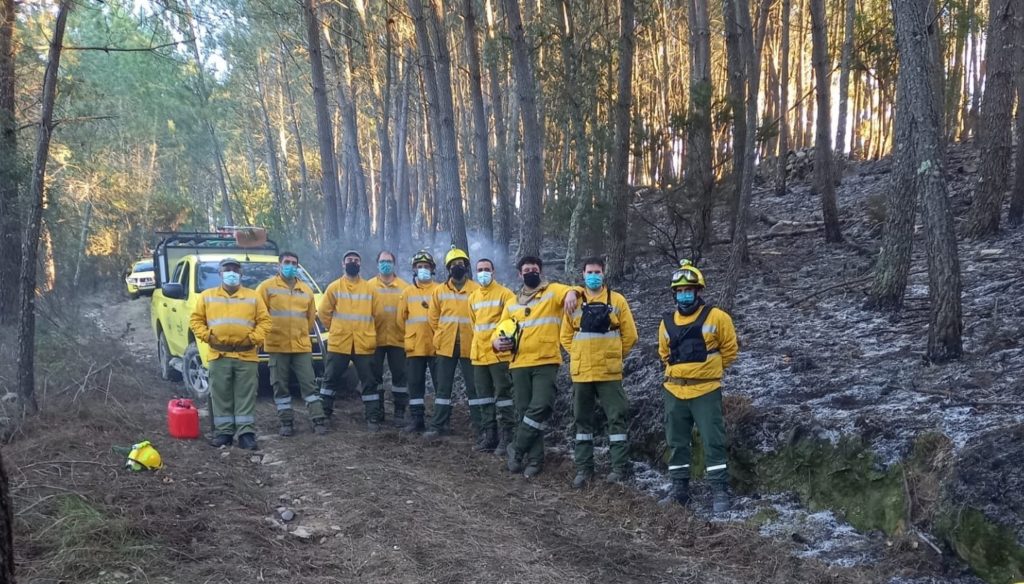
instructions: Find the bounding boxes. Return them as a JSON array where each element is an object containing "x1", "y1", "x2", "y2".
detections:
[
  {"x1": 966, "y1": 0, "x2": 1017, "y2": 237},
  {"x1": 723, "y1": 0, "x2": 746, "y2": 238},
  {"x1": 1011, "y1": 5, "x2": 1024, "y2": 226},
  {"x1": 810, "y1": 0, "x2": 842, "y2": 243},
  {"x1": 394, "y1": 49, "x2": 414, "y2": 247},
  {"x1": 688, "y1": 0, "x2": 715, "y2": 255},
  {"x1": 608, "y1": 0, "x2": 635, "y2": 281},
  {"x1": 503, "y1": 0, "x2": 544, "y2": 258},
  {"x1": 18, "y1": 0, "x2": 70, "y2": 412},
  {"x1": 562, "y1": 0, "x2": 591, "y2": 274},
  {"x1": 0, "y1": 0, "x2": 17, "y2": 324},
  {"x1": 0, "y1": 448, "x2": 13, "y2": 584},
  {"x1": 776, "y1": 0, "x2": 791, "y2": 196},
  {"x1": 486, "y1": 1, "x2": 512, "y2": 253},
  {"x1": 464, "y1": 0, "x2": 494, "y2": 241},
  {"x1": 303, "y1": 0, "x2": 341, "y2": 239},
  {"x1": 255, "y1": 63, "x2": 288, "y2": 233},
  {"x1": 893, "y1": 0, "x2": 963, "y2": 362},
  {"x1": 834, "y1": 0, "x2": 855, "y2": 170}
]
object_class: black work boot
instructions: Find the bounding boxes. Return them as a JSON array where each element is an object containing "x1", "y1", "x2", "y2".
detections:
[
  {"x1": 402, "y1": 413, "x2": 425, "y2": 434},
  {"x1": 572, "y1": 469, "x2": 593, "y2": 489},
  {"x1": 209, "y1": 434, "x2": 233, "y2": 448},
  {"x1": 278, "y1": 422, "x2": 294, "y2": 437},
  {"x1": 711, "y1": 482, "x2": 731, "y2": 513},
  {"x1": 483, "y1": 427, "x2": 498, "y2": 451},
  {"x1": 312, "y1": 419, "x2": 329, "y2": 436},
  {"x1": 393, "y1": 406, "x2": 407, "y2": 428},
  {"x1": 658, "y1": 478, "x2": 690, "y2": 506},
  {"x1": 506, "y1": 443, "x2": 524, "y2": 473},
  {"x1": 494, "y1": 428, "x2": 512, "y2": 456},
  {"x1": 472, "y1": 429, "x2": 490, "y2": 452},
  {"x1": 237, "y1": 433, "x2": 259, "y2": 451}
]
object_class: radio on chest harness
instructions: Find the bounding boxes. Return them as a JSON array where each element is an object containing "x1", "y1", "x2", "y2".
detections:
[
  {"x1": 579, "y1": 287, "x2": 616, "y2": 334},
  {"x1": 663, "y1": 303, "x2": 717, "y2": 364}
]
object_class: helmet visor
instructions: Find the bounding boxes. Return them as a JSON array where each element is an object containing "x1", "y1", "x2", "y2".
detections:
[{"x1": 671, "y1": 268, "x2": 701, "y2": 286}]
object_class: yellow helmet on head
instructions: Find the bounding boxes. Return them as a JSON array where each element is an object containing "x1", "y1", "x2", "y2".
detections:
[
  {"x1": 445, "y1": 245, "x2": 470, "y2": 267},
  {"x1": 670, "y1": 259, "x2": 705, "y2": 289},
  {"x1": 126, "y1": 441, "x2": 163, "y2": 471},
  {"x1": 411, "y1": 249, "x2": 436, "y2": 269}
]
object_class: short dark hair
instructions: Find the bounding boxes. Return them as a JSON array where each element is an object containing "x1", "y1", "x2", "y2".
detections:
[
  {"x1": 279, "y1": 251, "x2": 299, "y2": 262},
  {"x1": 517, "y1": 256, "x2": 543, "y2": 271},
  {"x1": 377, "y1": 250, "x2": 396, "y2": 262},
  {"x1": 581, "y1": 256, "x2": 605, "y2": 270},
  {"x1": 476, "y1": 258, "x2": 494, "y2": 270}
]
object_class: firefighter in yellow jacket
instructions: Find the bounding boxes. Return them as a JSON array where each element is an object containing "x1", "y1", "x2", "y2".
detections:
[
  {"x1": 397, "y1": 250, "x2": 440, "y2": 433},
  {"x1": 256, "y1": 252, "x2": 326, "y2": 437},
  {"x1": 424, "y1": 247, "x2": 481, "y2": 441},
  {"x1": 467, "y1": 258, "x2": 516, "y2": 453},
  {"x1": 492, "y1": 256, "x2": 579, "y2": 478},
  {"x1": 560, "y1": 257, "x2": 638, "y2": 488},
  {"x1": 657, "y1": 260, "x2": 739, "y2": 512},
  {"x1": 189, "y1": 257, "x2": 272, "y2": 450},
  {"x1": 368, "y1": 250, "x2": 410, "y2": 426},
  {"x1": 317, "y1": 250, "x2": 382, "y2": 431}
]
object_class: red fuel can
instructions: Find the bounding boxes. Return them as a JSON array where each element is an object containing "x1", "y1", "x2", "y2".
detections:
[{"x1": 167, "y1": 399, "x2": 200, "y2": 439}]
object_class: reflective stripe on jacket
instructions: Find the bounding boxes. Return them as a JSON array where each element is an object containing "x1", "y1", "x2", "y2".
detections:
[
  {"x1": 657, "y1": 306, "x2": 739, "y2": 399},
  {"x1": 369, "y1": 275, "x2": 409, "y2": 348},
  {"x1": 559, "y1": 287, "x2": 638, "y2": 382},
  {"x1": 430, "y1": 279, "x2": 480, "y2": 359},
  {"x1": 398, "y1": 279, "x2": 439, "y2": 357},
  {"x1": 189, "y1": 285, "x2": 272, "y2": 362},
  {"x1": 318, "y1": 276, "x2": 378, "y2": 355},
  {"x1": 468, "y1": 282, "x2": 515, "y2": 365},
  {"x1": 256, "y1": 274, "x2": 316, "y2": 353},
  {"x1": 493, "y1": 281, "x2": 575, "y2": 369}
]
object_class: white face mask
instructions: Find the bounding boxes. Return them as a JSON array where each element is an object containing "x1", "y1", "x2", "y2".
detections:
[
  {"x1": 476, "y1": 271, "x2": 493, "y2": 286},
  {"x1": 222, "y1": 271, "x2": 241, "y2": 286},
  {"x1": 416, "y1": 268, "x2": 432, "y2": 281}
]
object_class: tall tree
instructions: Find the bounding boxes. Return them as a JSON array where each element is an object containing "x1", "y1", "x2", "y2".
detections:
[
  {"x1": 562, "y1": 0, "x2": 588, "y2": 274},
  {"x1": 485, "y1": 0, "x2": 512, "y2": 252},
  {"x1": 608, "y1": 0, "x2": 635, "y2": 280},
  {"x1": 966, "y1": 0, "x2": 1017, "y2": 237},
  {"x1": 775, "y1": 0, "x2": 791, "y2": 196},
  {"x1": 893, "y1": 0, "x2": 963, "y2": 362},
  {"x1": 809, "y1": 0, "x2": 842, "y2": 242},
  {"x1": 723, "y1": 0, "x2": 746, "y2": 237},
  {"x1": 463, "y1": 0, "x2": 494, "y2": 240},
  {"x1": 834, "y1": 0, "x2": 856, "y2": 167},
  {"x1": 303, "y1": 0, "x2": 341, "y2": 239},
  {"x1": 0, "y1": 0, "x2": 17, "y2": 323},
  {"x1": 0, "y1": 449, "x2": 12, "y2": 584},
  {"x1": 18, "y1": 0, "x2": 71, "y2": 411},
  {"x1": 503, "y1": 0, "x2": 544, "y2": 258},
  {"x1": 1011, "y1": 3, "x2": 1024, "y2": 226},
  {"x1": 687, "y1": 0, "x2": 715, "y2": 254}
]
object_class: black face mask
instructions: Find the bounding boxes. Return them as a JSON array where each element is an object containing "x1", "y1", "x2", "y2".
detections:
[
  {"x1": 344, "y1": 263, "x2": 361, "y2": 277},
  {"x1": 450, "y1": 265, "x2": 467, "y2": 280},
  {"x1": 523, "y1": 272, "x2": 541, "y2": 288}
]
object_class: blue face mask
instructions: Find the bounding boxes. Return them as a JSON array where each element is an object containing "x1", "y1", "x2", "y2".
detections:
[
  {"x1": 378, "y1": 261, "x2": 394, "y2": 275},
  {"x1": 584, "y1": 273, "x2": 603, "y2": 290},
  {"x1": 281, "y1": 264, "x2": 298, "y2": 279},
  {"x1": 675, "y1": 290, "x2": 696, "y2": 305},
  {"x1": 476, "y1": 271, "x2": 493, "y2": 286},
  {"x1": 416, "y1": 268, "x2": 432, "y2": 282},
  {"x1": 222, "y1": 271, "x2": 241, "y2": 287}
]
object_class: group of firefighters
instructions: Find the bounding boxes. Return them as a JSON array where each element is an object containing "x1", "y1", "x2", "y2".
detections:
[{"x1": 189, "y1": 248, "x2": 739, "y2": 512}]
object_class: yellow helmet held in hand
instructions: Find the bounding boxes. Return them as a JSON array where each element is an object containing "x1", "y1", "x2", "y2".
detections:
[
  {"x1": 495, "y1": 318, "x2": 521, "y2": 352},
  {"x1": 670, "y1": 259, "x2": 705, "y2": 289},
  {"x1": 445, "y1": 245, "x2": 470, "y2": 267},
  {"x1": 126, "y1": 441, "x2": 163, "y2": 471}
]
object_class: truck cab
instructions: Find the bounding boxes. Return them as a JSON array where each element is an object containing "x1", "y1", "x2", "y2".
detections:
[{"x1": 150, "y1": 230, "x2": 327, "y2": 400}]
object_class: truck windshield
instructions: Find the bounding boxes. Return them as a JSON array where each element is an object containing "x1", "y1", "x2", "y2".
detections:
[
  {"x1": 133, "y1": 261, "x2": 153, "y2": 272},
  {"x1": 197, "y1": 262, "x2": 319, "y2": 292}
]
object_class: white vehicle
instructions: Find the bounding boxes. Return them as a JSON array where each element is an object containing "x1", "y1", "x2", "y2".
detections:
[{"x1": 125, "y1": 259, "x2": 156, "y2": 299}]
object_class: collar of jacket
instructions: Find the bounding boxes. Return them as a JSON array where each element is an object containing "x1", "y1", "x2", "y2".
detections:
[
  {"x1": 375, "y1": 275, "x2": 400, "y2": 288},
  {"x1": 517, "y1": 279, "x2": 550, "y2": 305}
]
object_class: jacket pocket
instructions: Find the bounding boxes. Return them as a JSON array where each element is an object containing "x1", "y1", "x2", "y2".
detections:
[{"x1": 605, "y1": 350, "x2": 623, "y2": 374}]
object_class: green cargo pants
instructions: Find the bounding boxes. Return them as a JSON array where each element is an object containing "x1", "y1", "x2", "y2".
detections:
[
  {"x1": 372, "y1": 346, "x2": 408, "y2": 414},
  {"x1": 573, "y1": 380, "x2": 630, "y2": 473},
  {"x1": 208, "y1": 357, "x2": 258, "y2": 437},
  {"x1": 269, "y1": 353, "x2": 324, "y2": 424},
  {"x1": 406, "y1": 356, "x2": 438, "y2": 417},
  {"x1": 664, "y1": 388, "x2": 728, "y2": 484},
  {"x1": 431, "y1": 340, "x2": 480, "y2": 432},
  {"x1": 320, "y1": 352, "x2": 380, "y2": 423},
  {"x1": 473, "y1": 362, "x2": 511, "y2": 432},
  {"x1": 510, "y1": 364, "x2": 559, "y2": 466}
]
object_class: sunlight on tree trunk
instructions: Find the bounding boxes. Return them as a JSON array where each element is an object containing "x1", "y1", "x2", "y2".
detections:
[{"x1": 608, "y1": 0, "x2": 635, "y2": 281}]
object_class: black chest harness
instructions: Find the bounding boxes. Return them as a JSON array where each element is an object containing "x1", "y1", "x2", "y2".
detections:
[
  {"x1": 663, "y1": 304, "x2": 718, "y2": 365},
  {"x1": 579, "y1": 288, "x2": 616, "y2": 334}
]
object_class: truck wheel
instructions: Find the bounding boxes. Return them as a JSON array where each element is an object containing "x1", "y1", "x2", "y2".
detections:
[
  {"x1": 183, "y1": 342, "x2": 210, "y2": 401},
  {"x1": 157, "y1": 330, "x2": 182, "y2": 382}
]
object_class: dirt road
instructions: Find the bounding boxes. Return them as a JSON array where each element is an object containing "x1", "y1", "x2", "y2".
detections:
[{"x1": 7, "y1": 296, "x2": 944, "y2": 584}]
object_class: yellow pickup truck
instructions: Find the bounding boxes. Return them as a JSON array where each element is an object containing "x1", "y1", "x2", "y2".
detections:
[{"x1": 150, "y1": 230, "x2": 327, "y2": 399}]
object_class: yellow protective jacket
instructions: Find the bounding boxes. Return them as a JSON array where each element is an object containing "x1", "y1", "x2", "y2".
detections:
[
  {"x1": 398, "y1": 279, "x2": 439, "y2": 357},
  {"x1": 369, "y1": 275, "x2": 409, "y2": 348},
  {"x1": 189, "y1": 285, "x2": 272, "y2": 363},
  {"x1": 657, "y1": 303, "x2": 739, "y2": 399},
  {"x1": 559, "y1": 287, "x2": 638, "y2": 382},
  {"x1": 468, "y1": 281, "x2": 515, "y2": 365},
  {"x1": 493, "y1": 280, "x2": 576, "y2": 369},
  {"x1": 430, "y1": 279, "x2": 480, "y2": 359},
  {"x1": 318, "y1": 276, "x2": 378, "y2": 355},
  {"x1": 256, "y1": 274, "x2": 316, "y2": 353}
]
